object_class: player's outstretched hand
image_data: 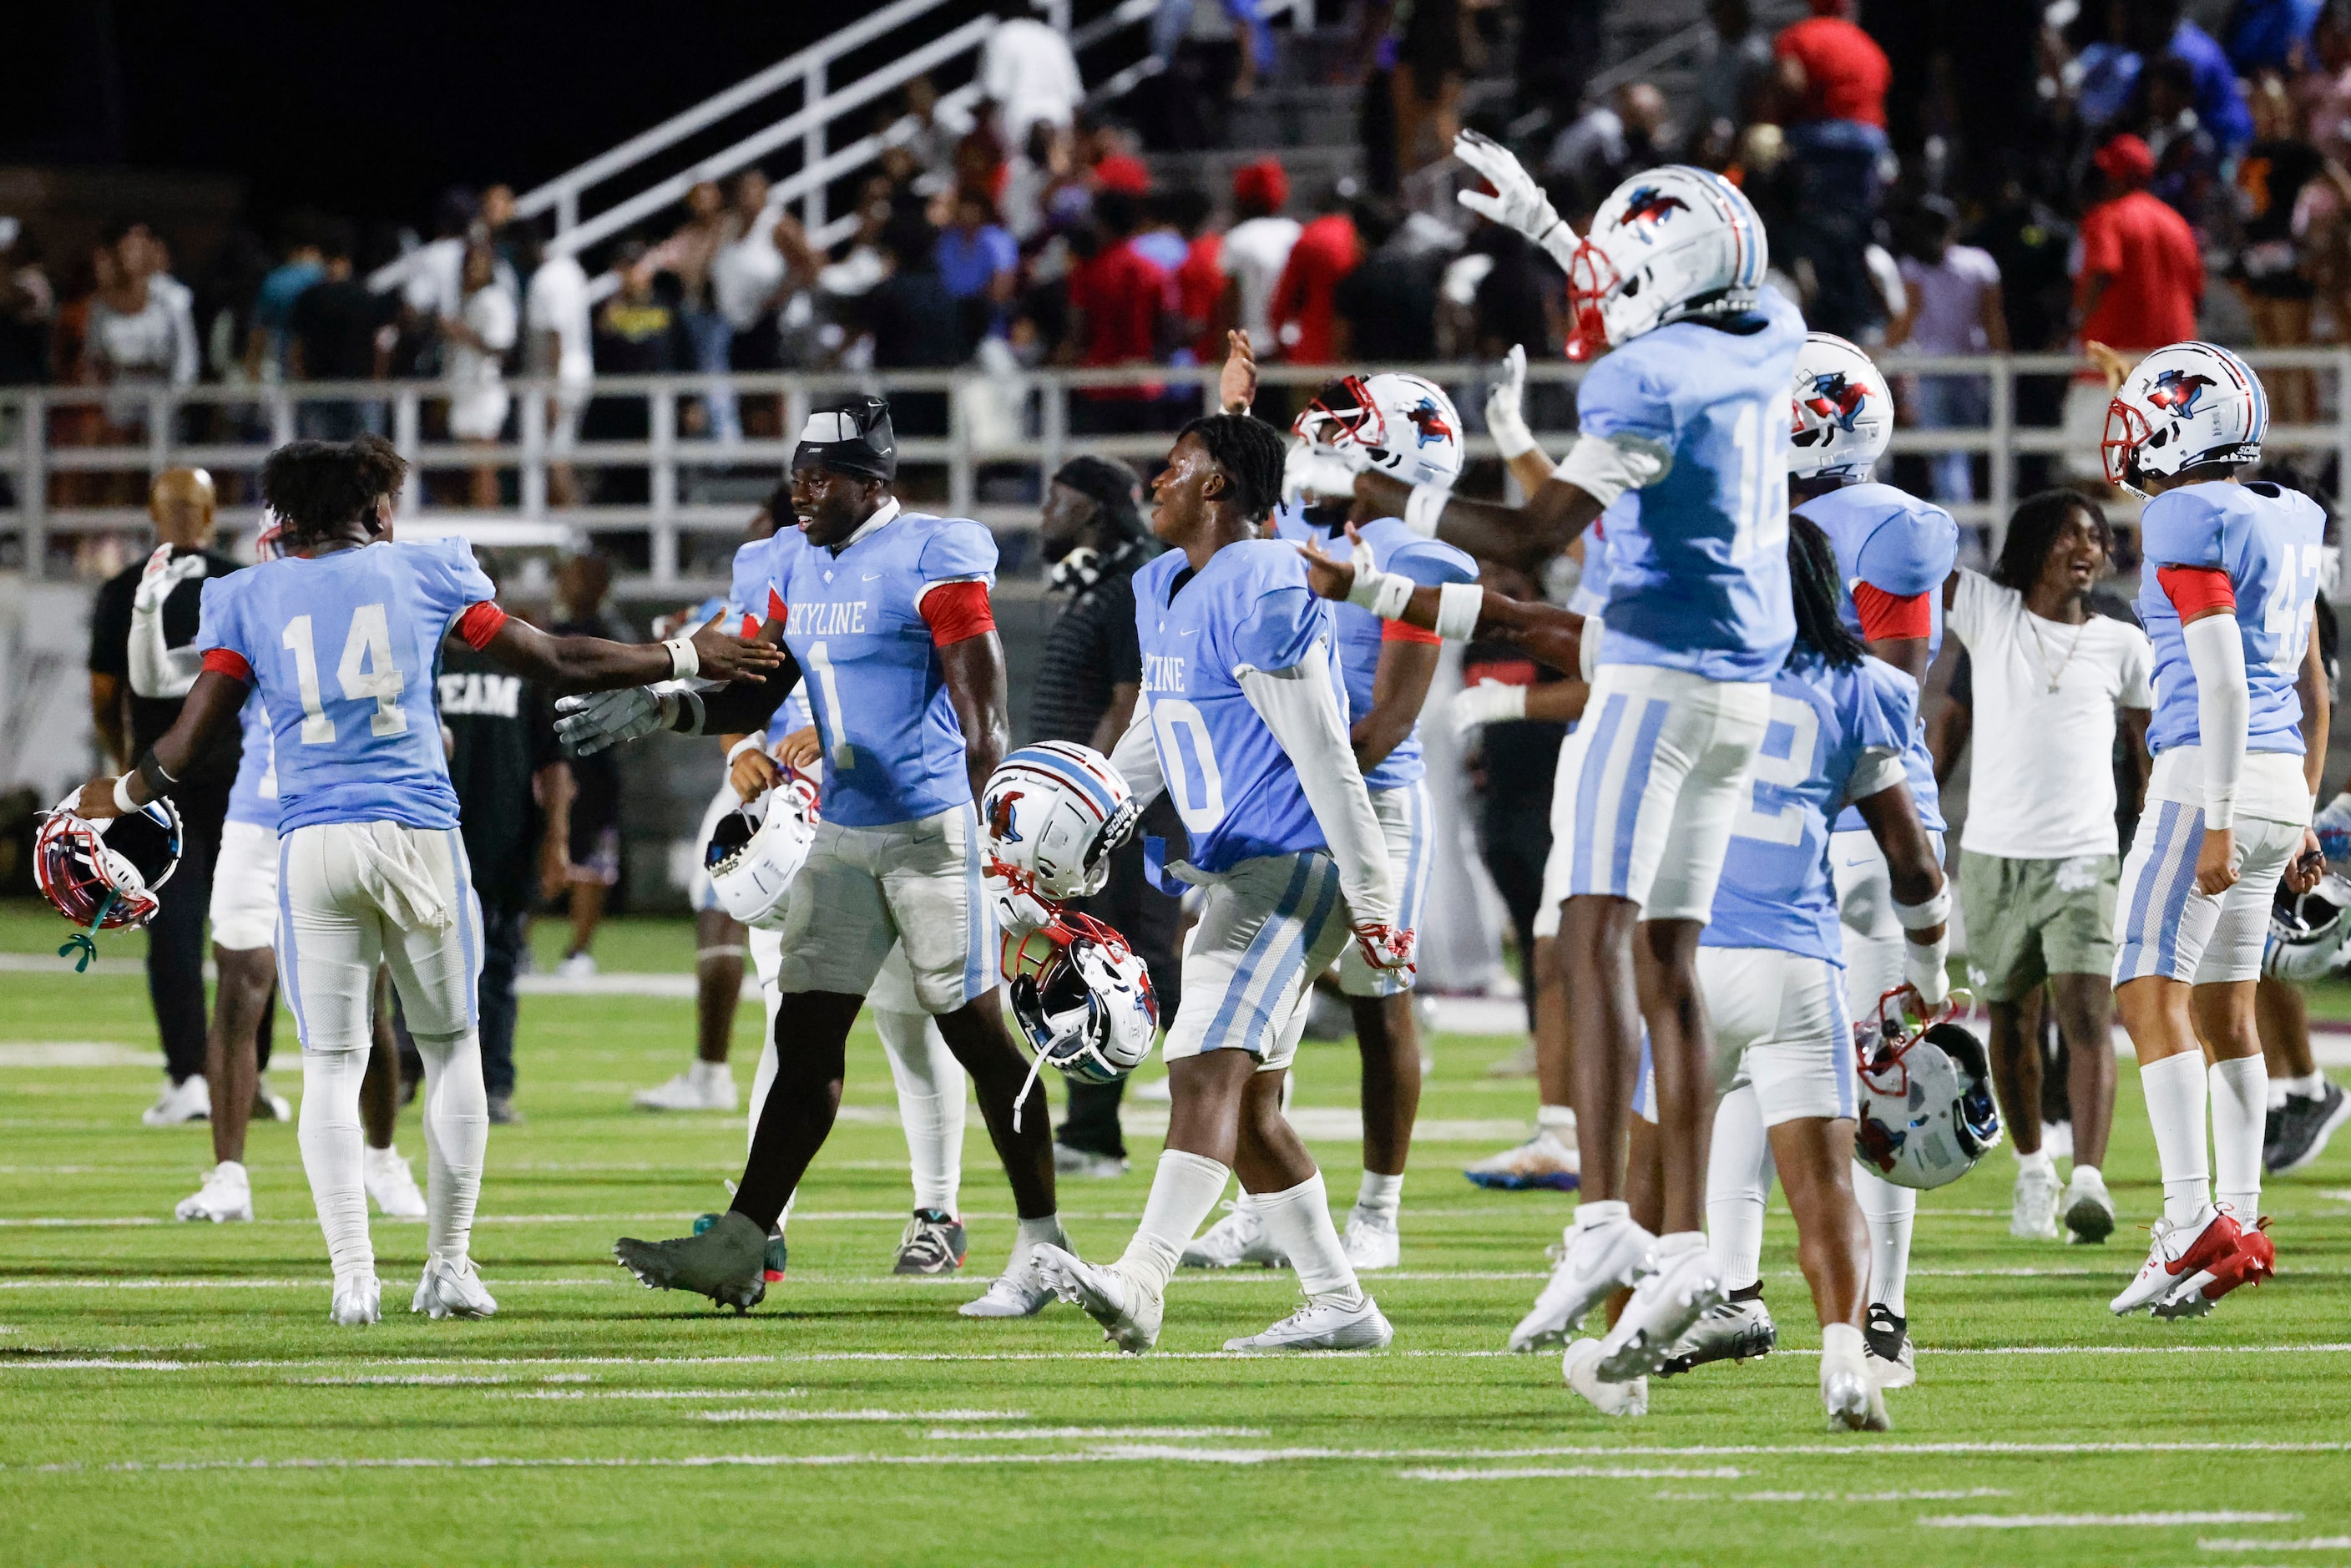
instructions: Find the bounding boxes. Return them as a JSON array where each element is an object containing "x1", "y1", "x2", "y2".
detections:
[
  {"x1": 132, "y1": 545, "x2": 207, "y2": 615},
  {"x1": 1295, "y1": 534, "x2": 1357, "y2": 600},
  {"x1": 1219, "y1": 328, "x2": 1259, "y2": 415},
  {"x1": 1451, "y1": 678, "x2": 1529, "y2": 739},
  {"x1": 1352, "y1": 922, "x2": 1416, "y2": 976},
  {"x1": 1454, "y1": 130, "x2": 1561, "y2": 243},
  {"x1": 556, "y1": 688, "x2": 671, "y2": 756},
  {"x1": 689, "y1": 612, "x2": 781, "y2": 684}
]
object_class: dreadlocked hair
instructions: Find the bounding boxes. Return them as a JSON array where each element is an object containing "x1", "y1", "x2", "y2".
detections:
[
  {"x1": 1787, "y1": 513, "x2": 1866, "y2": 669},
  {"x1": 1175, "y1": 412, "x2": 1287, "y2": 525},
  {"x1": 259, "y1": 435, "x2": 409, "y2": 544},
  {"x1": 1995, "y1": 489, "x2": 2110, "y2": 593}
]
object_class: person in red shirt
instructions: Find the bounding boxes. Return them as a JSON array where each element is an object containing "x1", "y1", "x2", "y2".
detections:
[
  {"x1": 1772, "y1": 0, "x2": 1890, "y2": 128},
  {"x1": 1062, "y1": 188, "x2": 1176, "y2": 434},
  {"x1": 1163, "y1": 188, "x2": 1226, "y2": 364},
  {"x1": 2062, "y1": 134, "x2": 2207, "y2": 478},
  {"x1": 1268, "y1": 193, "x2": 1359, "y2": 367}
]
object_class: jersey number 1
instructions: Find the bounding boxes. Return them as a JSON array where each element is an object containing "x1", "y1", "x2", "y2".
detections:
[{"x1": 283, "y1": 606, "x2": 409, "y2": 745}]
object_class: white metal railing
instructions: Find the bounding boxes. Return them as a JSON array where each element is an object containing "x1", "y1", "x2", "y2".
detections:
[{"x1": 7, "y1": 350, "x2": 2345, "y2": 593}]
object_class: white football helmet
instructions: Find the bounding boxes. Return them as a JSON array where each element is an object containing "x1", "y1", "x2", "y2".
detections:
[
  {"x1": 2102, "y1": 341, "x2": 2268, "y2": 497},
  {"x1": 704, "y1": 768, "x2": 820, "y2": 929},
  {"x1": 1787, "y1": 331, "x2": 1890, "y2": 481},
  {"x1": 2265, "y1": 873, "x2": 2351, "y2": 984},
  {"x1": 981, "y1": 741, "x2": 1139, "y2": 918},
  {"x1": 1565, "y1": 165, "x2": 1768, "y2": 361},
  {"x1": 1853, "y1": 1004, "x2": 2003, "y2": 1191},
  {"x1": 34, "y1": 795, "x2": 183, "y2": 953},
  {"x1": 1293, "y1": 372, "x2": 1464, "y2": 490},
  {"x1": 1005, "y1": 910, "x2": 1160, "y2": 1089}
]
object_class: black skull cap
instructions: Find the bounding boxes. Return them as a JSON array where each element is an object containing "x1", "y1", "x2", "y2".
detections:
[{"x1": 791, "y1": 393, "x2": 897, "y2": 481}]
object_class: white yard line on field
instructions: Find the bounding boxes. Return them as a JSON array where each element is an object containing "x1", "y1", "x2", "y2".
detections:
[
  {"x1": 1919, "y1": 1512, "x2": 2303, "y2": 1529},
  {"x1": 2198, "y1": 1538, "x2": 2351, "y2": 1552},
  {"x1": 1404, "y1": 1465, "x2": 1749, "y2": 1481},
  {"x1": 695, "y1": 1409, "x2": 1034, "y2": 1423}
]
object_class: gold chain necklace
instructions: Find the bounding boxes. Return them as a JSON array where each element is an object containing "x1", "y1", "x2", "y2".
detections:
[{"x1": 2025, "y1": 607, "x2": 2089, "y2": 695}]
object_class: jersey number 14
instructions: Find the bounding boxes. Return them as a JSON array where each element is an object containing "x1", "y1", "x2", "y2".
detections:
[{"x1": 282, "y1": 606, "x2": 409, "y2": 744}]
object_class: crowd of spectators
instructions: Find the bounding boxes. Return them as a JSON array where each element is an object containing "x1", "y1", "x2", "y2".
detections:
[{"x1": 10, "y1": 0, "x2": 2351, "y2": 521}]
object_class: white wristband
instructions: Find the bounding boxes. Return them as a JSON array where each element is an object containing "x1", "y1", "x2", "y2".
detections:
[
  {"x1": 663, "y1": 636, "x2": 698, "y2": 680},
  {"x1": 1893, "y1": 886, "x2": 1950, "y2": 930},
  {"x1": 112, "y1": 774, "x2": 139, "y2": 815},
  {"x1": 1348, "y1": 568, "x2": 1415, "y2": 620},
  {"x1": 1433, "y1": 583, "x2": 1484, "y2": 642},
  {"x1": 1403, "y1": 483, "x2": 1449, "y2": 538},
  {"x1": 1490, "y1": 414, "x2": 1536, "y2": 461},
  {"x1": 726, "y1": 736, "x2": 761, "y2": 764}
]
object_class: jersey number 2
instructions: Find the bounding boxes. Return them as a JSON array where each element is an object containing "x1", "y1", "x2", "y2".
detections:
[
  {"x1": 1730, "y1": 694, "x2": 1818, "y2": 847},
  {"x1": 282, "y1": 606, "x2": 408, "y2": 745}
]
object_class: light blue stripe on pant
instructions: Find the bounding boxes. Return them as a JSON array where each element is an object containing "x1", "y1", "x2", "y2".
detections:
[
  {"x1": 1232, "y1": 857, "x2": 1342, "y2": 1055},
  {"x1": 2116, "y1": 800, "x2": 2198, "y2": 984},
  {"x1": 276, "y1": 832, "x2": 309, "y2": 1046},
  {"x1": 1203, "y1": 855, "x2": 1315, "y2": 1051}
]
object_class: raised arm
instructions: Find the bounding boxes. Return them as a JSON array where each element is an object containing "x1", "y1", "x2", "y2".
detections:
[
  {"x1": 1298, "y1": 528, "x2": 1585, "y2": 675},
  {"x1": 1355, "y1": 467, "x2": 1600, "y2": 572}
]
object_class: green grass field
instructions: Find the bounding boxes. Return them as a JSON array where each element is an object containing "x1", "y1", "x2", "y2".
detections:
[{"x1": 3, "y1": 899, "x2": 2348, "y2": 1566}]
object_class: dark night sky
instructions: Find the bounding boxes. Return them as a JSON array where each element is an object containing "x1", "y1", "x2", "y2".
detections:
[{"x1": 7, "y1": 3, "x2": 976, "y2": 234}]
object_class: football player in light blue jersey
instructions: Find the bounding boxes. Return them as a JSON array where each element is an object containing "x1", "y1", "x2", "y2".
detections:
[
  {"x1": 559, "y1": 396, "x2": 1069, "y2": 1318},
  {"x1": 1026, "y1": 412, "x2": 1413, "y2": 1354},
  {"x1": 1189, "y1": 359, "x2": 1473, "y2": 1273},
  {"x1": 2099, "y1": 342, "x2": 2332, "y2": 1320},
  {"x1": 1347, "y1": 139, "x2": 1804, "y2": 1368},
  {"x1": 74, "y1": 434, "x2": 779, "y2": 1327}
]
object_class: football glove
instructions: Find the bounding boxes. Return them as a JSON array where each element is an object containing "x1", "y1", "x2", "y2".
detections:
[
  {"x1": 132, "y1": 545, "x2": 207, "y2": 615},
  {"x1": 1454, "y1": 131, "x2": 1567, "y2": 255},
  {"x1": 1352, "y1": 922, "x2": 1417, "y2": 976},
  {"x1": 1484, "y1": 344, "x2": 1535, "y2": 460},
  {"x1": 554, "y1": 685, "x2": 699, "y2": 756},
  {"x1": 1451, "y1": 677, "x2": 1529, "y2": 738}
]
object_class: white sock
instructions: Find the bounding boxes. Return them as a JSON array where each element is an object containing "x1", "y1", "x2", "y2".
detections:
[
  {"x1": 1820, "y1": 1320, "x2": 1866, "y2": 1383},
  {"x1": 2209, "y1": 1056, "x2": 2268, "y2": 1225},
  {"x1": 1117, "y1": 1149, "x2": 1231, "y2": 1294},
  {"x1": 747, "y1": 984, "x2": 782, "y2": 1154},
  {"x1": 412, "y1": 1029, "x2": 488, "y2": 1265},
  {"x1": 2015, "y1": 1146, "x2": 2054, "y2": 1177},
  {"x1": 877, "y1": 1008, "x2": 967, "y2": 1216},
  {"x1": 1851, "y1": 1160, "x2": 1915, "y2": 1315},
  {"x1": 2268, "y1": 1078, "x2": 2293, "y2": 1110},
  {"x1": 297, "y1": 1049, "x2": 373, "y2": 1284},
  {"x1": 1656, "y1": 1228, "x2": 1706, "y2": 1259},
  {"x1": 2288, "y1": 1070, "x2": 2328, "y2": 1100},
  {"x1": 690, "y1": 1058, "x2": 731, "y2": 1090},
  {"x1": 1704, "y1": 1083, "x2": 1772, "y2": 1293},
  {"x1": 1256, "y1": 1171, "x2": 1363, "y2": 1305},
  {"x1": 1536, "y1": 1104, "x2": 1576, "y2": 1143},
  {"x1": 1007, "y1": 1213, "x2": 1064, "y2": 1272},
  {"x1": 1356, "y1": 1170, "x2": 1403, "y2": 1218},
  {"x1": 2140, "y1": 1051, "x2": 2211, "y2": 1225},
  {"x1": 2072, "y1": 1162, "x2": 2103, "y2": 1188}
]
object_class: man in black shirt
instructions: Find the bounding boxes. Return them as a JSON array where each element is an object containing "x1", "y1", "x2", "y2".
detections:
[
  {"x1": 88, "y1": 468, "x2": 247, "y2": 1125},
  {"x1": 436, "y1": 618, "x2": 572, "y2": 1123},
  {"x1": 1029, "y1": 456, "x2": 1183, "y2": 1177},
  {"x1": 288, "y1": 220, "x2": 394, "y2": 441}
]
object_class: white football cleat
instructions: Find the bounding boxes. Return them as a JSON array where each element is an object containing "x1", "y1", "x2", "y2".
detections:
[
  {"x1": 174, "y1": 1161, "x2": 253, "y2": 1223},
  {"x1": 1463, "y1": 1129, "x2": 1580, "y2": 1191},
  {"x1": 1030, "y1": 1244, "x2": 1162, "y2": 1353},
  {"x1": 2062, "y1": 1165, "x2": 2115, "y2": 1245},
  {"x1": 412, "y1": 1256, "x2": 498, "y2": 1319},
  {"x1": 2042, "y1": 1119, "x2": 2073, "y2": 1161},
  {"x1": 1509, "y1": 1206, "x2": 1653, "y2": 1353},
  {"x1": 1595, "y1": 1243, "x2": 1722, "y2": 1383},
  {"x1": 1340, "y1": 1206, "x2": 1400, "y2": 1271},
  {"x1": 2110, "y1": 1205, "x2": 2244, "y2": 1317},
  {"x1": 1823, "y1": 1335, "x2": 1892, "y2": 1431},
  {"x1": 1181, "y1": 1200, "x2": 1289, "y2": 1269},
  {"x1": 140, "y1": 1074, "x2": 210, "y2": 1127},
  {"x1": 634, "y1": 1061, "x2": 738, "y2": 1113},
  {"x1": 1224, "y1": 1293, "x2": 1393, "y2": 1353},
  {"x1": 2010, "y1": 1161, "x2": 2061, "y2": 1240},
  {"x1": 557, "y1": 951, "x2": 598, "y2": 979},
  {"x1": 959, "y1": 1232, "x2": 1068, "y2": 1318},
  {"x1": 1563, "y1": 1336, "x2": 1646, "y2": 1417},
  {"x1": 1863, "y1": 1303, "x2": 1916, "y2": 1389},
  {"x1": 364, "y1": 1146, "x2": 428, "y2": 1218},
  {"x1": 329, "y1": 1275, "x2": 382, "y2": 1327},
  {"x1": 1053, "y1": 1145, "x2": 1130, "y2": 1180},
  {"x1": 1656, "y1": 1295, "x2": 1775, "y2": 1377}
]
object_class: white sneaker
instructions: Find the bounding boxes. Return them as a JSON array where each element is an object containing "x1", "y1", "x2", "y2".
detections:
[
  {"x1": 1224, "y1": 1292, "x2": 1393, "y2": 1352},
  {"x1": 1181, "y1": 1200, "x2": 1289, "y2": 1268},
  {"x1": 1595, "y1": 1243, "x2": 1722, "y2": 1383},
  {"x1": 1563, "y1": 1336, "x2": 1646, "y2": 1417},
  {"x1": 2043, "y1": 1119, "x2": 2074, "y2": 1161},
  {"x1": 365, "y1": 1146, "x2": 428, "y2": 1219},
  {"x1": 1823, "y1": 1333, "x2": 1892, "y2": 1431},
  {"x1": 2010, "y1": 1162, "x2": 2061, "y2": 1240},
  {"x1": 140, "y1": 1074, "x2": 210, "y2": 1127},
  {"x1": 2109, "y1": 1204, "x2": 2243, "y2": 1317},
  {"x1": 1656, "y1": 1295, "x2": 1776, "y2": 1377},
  {"x1": 1133, "y1": 1075, "x2": 1172, "y2": 1104},
  {"x1": 1030, "y1": 1244, "x2": 1163, "y2": 1353},
  {"x1": 557, "y1": 952, "x2": 598, "y2": 979},
  {"x1": 1463, "y1": 1129, "x2": 1580, "y2": 1191},
  {"x1": 2062, "y1": 1166, "x2": 2115, "y2": 1245},
  {"x1": 174, "y1": 1161, "x2": 252, "y2": 1222},
  {"x1": 329, "y1": 1275, "x2": 382, "y2": 1326},
  {"x1": 1508, "y1": 1206, "x2": 1653, "y2": 1353},
  {"x1": 412, "y1": 1256, "x2": 498, "y2": 1319},
  {"x1": 634, "y1": 1061, "x2": 738, "y2": 1113},
  {"x1": 1053, "y1": 1145, "x2": 1130, "y2": 1179},
  {"x1": 959, "y1": 1240, "x2": 1062, "y2": 1318},
  {"x1": 1340, "y1": 1206, "x2": 1400, "y2": 1271},
  {"x1": 253, "y1": 1076, "x2": 293, "y2": 1121}
]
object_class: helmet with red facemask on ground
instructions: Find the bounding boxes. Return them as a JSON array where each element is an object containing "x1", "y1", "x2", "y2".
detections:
[
  {"x1": 35, "y1": 796, "x2": 184, "y2": 965},
  {"x1": 2101, "y1": 340, "x2": 2268, "y2": 498},
  {"x1": 1292, "y1": 372, "x2": 1465, "y2": 490}
]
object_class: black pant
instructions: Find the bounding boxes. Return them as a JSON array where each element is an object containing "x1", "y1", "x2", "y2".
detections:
[
  {"x1": 1478, "y1": 792, "x2": 1554, "y2": 1038},
  {"x1": 1057, "y1": 836, "x2": 1186, "y2": 1159},
  {"x1": 149, "y1": 782, "x2": 228, "y2": 1083},
  {"x1": 476, "y1": 905, "x2": 529, "y2": 1098}
]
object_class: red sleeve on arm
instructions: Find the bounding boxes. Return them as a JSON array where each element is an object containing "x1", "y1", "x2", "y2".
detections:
[
  {"x1": 200, "y1": 648, "x2": 253, "y2": 683},
  {"x1": 766, "y1": 588, "x2": 788, "y2": 626},
  {"x1": 1852, "y1": 582, "x2": 1934, "y2": 642},
  {"x1": 2157, "y1": 564, "x2": 2237, "y2": 619},
  {"x1": 919, "y1": 579, "x2": 997, "y2": 646},
  {"x1": 453, "y1": 600, "x2": 508, "y2": 650},
  {"x1": 1380, "y1": 618, "x2": 1442, "y2": 645}
]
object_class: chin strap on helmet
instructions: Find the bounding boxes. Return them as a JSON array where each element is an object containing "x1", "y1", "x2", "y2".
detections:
[{"x1": 57, "y1": 888, "x2": 115, "y2": 974}]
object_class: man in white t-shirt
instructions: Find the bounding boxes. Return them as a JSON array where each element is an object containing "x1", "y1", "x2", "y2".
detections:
[
  {"x1": 526, "y1": 247, "x2": 596, "y2": 506},
  {"x1": 1889, "y1": 199, "x2": 2007, "y2": 505},
  {"x1": 1934, "y1": 490, "x2": 2151, "y2": 1247},
  {"x1": 1219, "y1": 159, "x2": 1302, "y2": 357},
  {"x1": 979, "y1": 12, "x2": 1084, "y2": 145}
]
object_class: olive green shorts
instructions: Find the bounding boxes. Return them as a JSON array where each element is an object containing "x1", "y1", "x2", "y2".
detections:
[{"x1": 1955, "y1": 849, "x2": 2120, "y2": 1003}]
